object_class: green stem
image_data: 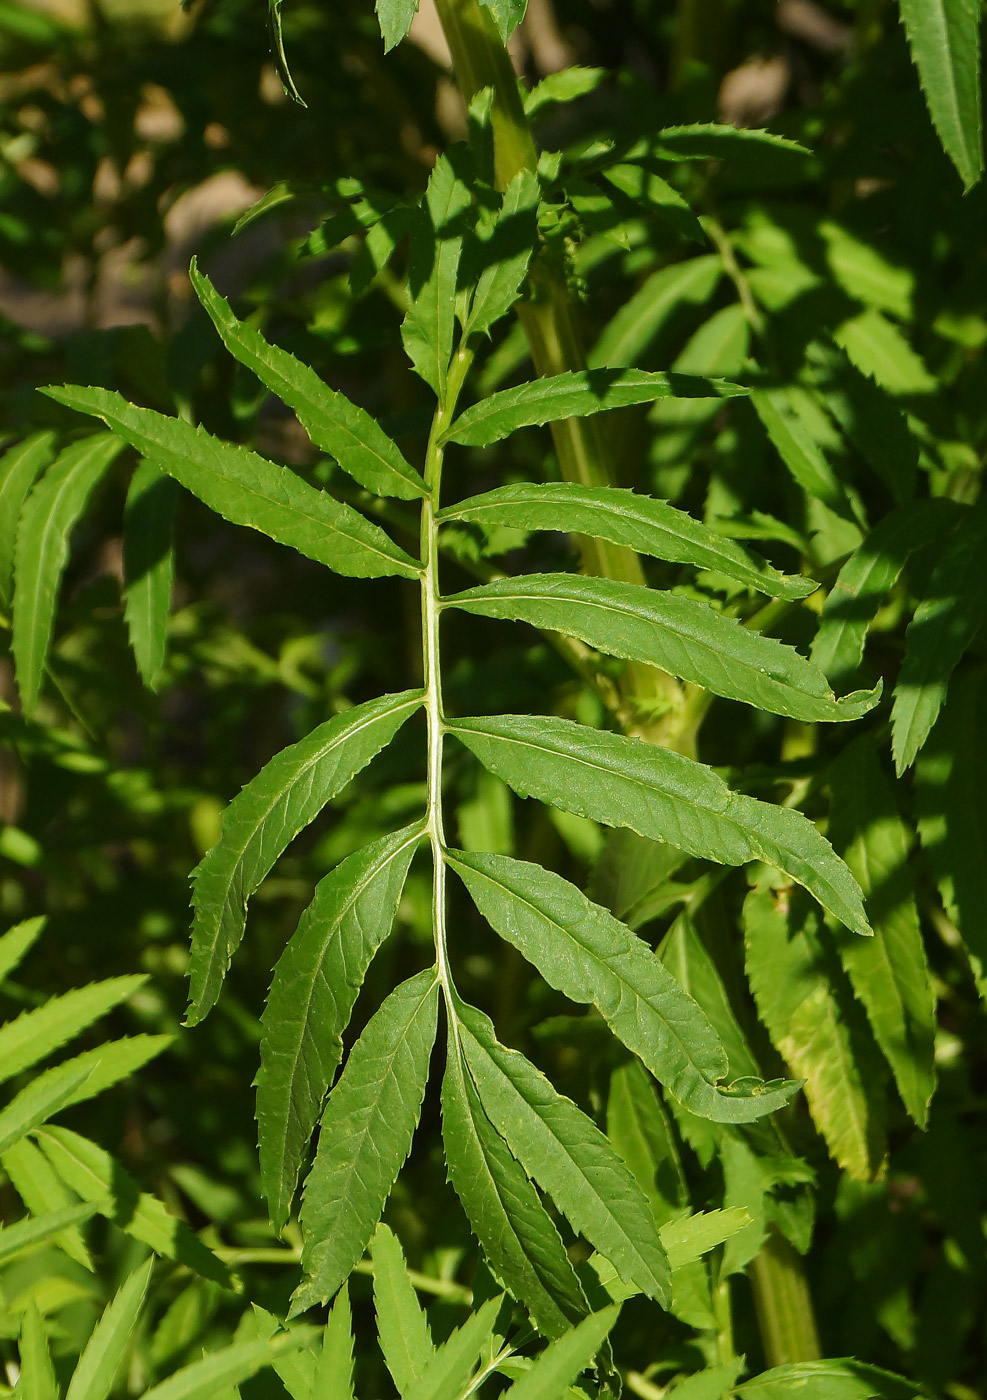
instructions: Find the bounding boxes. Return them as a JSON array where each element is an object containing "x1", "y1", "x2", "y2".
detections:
[
  {"x1": 748, "y1": 1228, "x2": 822, "y2": 1365},
  {"x1": 421, "y1": 344, "x2": 474, "y2": 1026}
]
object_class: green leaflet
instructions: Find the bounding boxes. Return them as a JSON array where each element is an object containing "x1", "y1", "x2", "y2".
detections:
[
  {"x1": 402, "y1": 1297, "x2": 502, "y2": 1400},
  {"x1": 464, "y1": 170, "x2": 540, "y2": 340},
  {"x1": 2, "y1": 1138, "x2": 94, "y2": 1269},
  {"x1": 375, "y1": 0, "x2": 419, "y2": 51},
  {"x1": 314, "y1": 1287, "x2": 356, "y2": 1400},
  {"x1": 0, "y1": 1061, "x2": 92, "y2": 1155},
  {"x1": 142, "y1": 1332, "x2": 317, "y2": 1400},
  {"x1": 734, "y1": 1358, "x2": 920, "y2": 1399},
  {"x1": 191, "y1": 262, "x2": 425, "y2": 501},
  {"x1": 20, "y1": 1304, "x2": 57, "y2": 1400},
  {"x1": 457, "y1": 1000, "x2": 671, "y2": 1303},
  {"x1": 0, "y1": 431, "x2": 55, "y2": 609},
  {"x1": 834, "y1": 308, "x2": 936, "y2": 396},
  {"x1": 750, "y1": 387, "x2": 853, "y2": 518},
  {"x1": 447, "y1": 715, "x2": 871, "y2": 935},
  {"x1": 651, "y1": 122, "x2": 814, "y2": 169},
  {"x1": 0, "y1": 973, "x2": 146, "y2": 1085},
  {"x1": 660, "y1": 1208, "x2": 753, "y2": 1270},
  {"x1": 899, "y1": 0, "x2": 983, "y2": 191},
  {"x1": 589, "y1": 257, "x2": 722, "y2": 368},
  {"x1": 440, "y1": 1033, "x2": 590, "y2": 1339},
  {"x1": 123, "y1": 461, "x2": 178, "y2": 690},
  {"x1": 42, "y1": 386, "x2": 420, "y2": 580},
  {"x1": 267, "y1": 0, "x2": 305, "y2": 104},
  {"x1": 372, "y1": 1224, "x2": 435, "y2": 1394},
  {"x1": 501, "y1": 1307, "x2": 620, "y2": 1400},
  {"x1": 442, "y1": 368, "x2": 747, "y2": 447},
  {"x1": 65, "y1": 1258, "x2": 153, "y2": 1400},
  {"x1": 915, "y1": 666, "x2": 987, "y2": 989},
  {"x1": 744, "y1": 881, "x2": 886, "y2": 1181},
  {"x1": 828, "y1": 736, "x2": 936, "y2": 1127},
  {"x1": 445, "y1": 574, "x2": 879, "y2": 722},
  {"x1": 0, "y1": 1200, "x2": 100, "y2": 1267},
  {"x1": 402, "y1": 153, "x2": 472, "y2": 398},
  {"x1": 891, "y1": 506, "x2": 987, "y2": 773},
  {"x1": 810, "y1": 500, "x2": 960, "y2": 686},
  {"x1": 479, "y1": 0, "x2": 526, "y2": 42},
  {"x1": 644, "y1": 1363, "x2": 743, "y2": 1400},
  {"x1": 0, "y1": 916, "x2": 45, "y2": 983},
  {"x1": 258, "y1": 823, "x2": 423, "y2": 1231},
  {"x1": 438, "y1": 483, "x2": 813, "y2": 600},
  {"x1": 448, "y1": 850, "x2": 799, "y2": 1121},
  {"x1": 524, "y1": 67, "x2": 608, "y2": 118},
  {"x1": 600, "y1": 165, "x2": 706, "y2": 244},
  {"x1": 292, "y1": 970, "x2": 438, "y2": 1313},
  {"x1": 188, "y1": 688, "x2": 422, "y2": 1024},
  {"x1": 12, "y1": 433, "x2": 124, "y2": 716},
  {"x1": 40, "y1": 1034, "x2": 172, "y2": 1111},
  {"x1": 35, "y1": 1125, "x2": 231, "y2": 1287}
]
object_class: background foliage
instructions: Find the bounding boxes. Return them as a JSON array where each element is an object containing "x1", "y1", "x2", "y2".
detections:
[{"x1": 1, "y1": 0, "x2": 986, "y2": 1396}]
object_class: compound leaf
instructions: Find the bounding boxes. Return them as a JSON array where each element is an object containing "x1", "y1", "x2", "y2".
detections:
[
  {"x1": 189, "y1": 689, "x2": 422, "y2": 1024},
  {"x1": 258, "y1": 823, "x2": 423, "y2": 1231},
  {"x1": 42, "y1": 386, "x2": 419, "y2": 580},
  {"x1": 293, "y1": 970, "x2": 438, "y2": 1313},
  {"x1": 0, "y1": 1200, "x2": 100, "y2": 1267},
  {"x1": 446, "y1": 574, "x2": 879, "y2": 722},
  {"x1": 458, "y1": 1001, "x2": 671, "y2": 1302},
  {"x1": 191, "y1": 262, "x2": 425, "y2": 500},
  {"x1": 439, "y1": 483, "x2": 813, "y2": 600},
  {"x1": 449, "y1": 850, "x2": 798, "y2": 1122},
  {"x1": 448, "y1": 715, "x2": 870, "y2": 935}
]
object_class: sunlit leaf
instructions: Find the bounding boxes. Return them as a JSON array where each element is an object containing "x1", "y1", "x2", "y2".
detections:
[
  {"x1": 744, "y1": 880, "x2": 886, "y2": 1180},
  {"x1": 501, "y1": 1306, "x2": 620, "y2": 1400},
  {"x1": 439, "y1": 483, "x2": 813, "y2": 600},
  {"x1": 443, "y1": 368, "x2": 746, "y2": 447},
  {"x1": 258, "y1": 823, "x2": 423, "y2": 1230},
  {"x1": 12, "y1": 433, "x2": 124, "y2": 715},
  {"x1": 402, "y1": 153, "x2": 472, "y2": 398},
  {"x1": 191, "y1": 262, "x2": 425, "y2": 500},
  {"x1": 293, "y1": 970, "x2": 438, "y2": 1312},
  {"x1": 458, "y1": 1000, "x2": 671, "y2": 1302},
  {"x1": 589, "y1": 257, "x2": 721, "y2": 369},
  {"x1": 189, "y1": 689, "x2": 423, "y2": 1024},
  {"x1": 66, "y1": 1259, "x2": 154, "y2": 1400},
  {"x1": 372, "y1": 1224, "x2": 434, "y2": 1395},
  {"x1": 441, "y1": 1033, "x2": 590, "y2": 1339},
  {"x1": 449, "y1": 850, "x2": 799, "y2": 1121},
  {"x1": 448, "y1": 716, "x2": 870, "y2": 935},
  {"x1": 42, "y1": 386, "x2": 420, "y2": 580},
  {"x1": 0, "y1": 431, "x2": 55, "y2": 610},
  {"x1": 446, "y1": 574, "x2": 879, "y2": 721},
  {"x1": 899, "y1": 0, "x2": 983, "y2": 191},
  {"x1": 0, "y1": 974, "x2": 146, "y2": 1085}
]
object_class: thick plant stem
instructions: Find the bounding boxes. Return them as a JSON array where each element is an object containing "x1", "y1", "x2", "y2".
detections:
[
  {"x1": 748, "y1": 1228, "x2": 822, "y2": 1364},
  {"x1": 429, "y1": 0, "x2": 826, "y2": 1362},
  {"x1": 432, "y1": 0, "x2": 685, "y2": 743}
]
